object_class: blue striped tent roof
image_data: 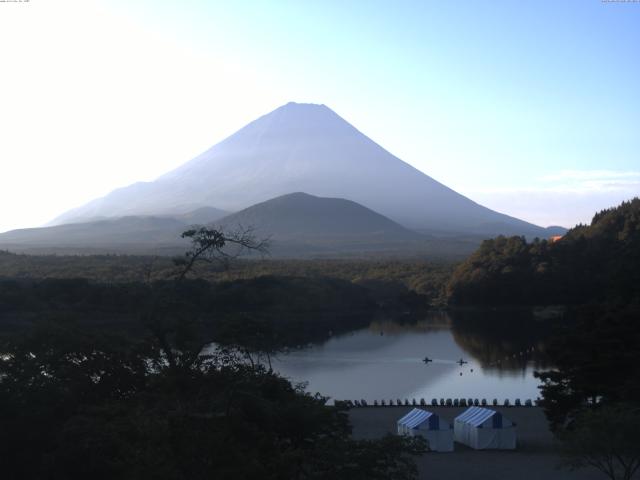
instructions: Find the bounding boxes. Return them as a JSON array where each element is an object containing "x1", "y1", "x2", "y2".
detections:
[
  {"x1": 455, "y1": 407, "x2": 505, "y2": 428},
  {"x1": 397, "y1": 408, "x2": 439, "y2": 429}
]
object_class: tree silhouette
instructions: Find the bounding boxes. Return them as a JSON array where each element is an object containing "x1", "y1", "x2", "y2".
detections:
[{"x1": 174, "y1": 225, "x2": 269, "y2": 281}]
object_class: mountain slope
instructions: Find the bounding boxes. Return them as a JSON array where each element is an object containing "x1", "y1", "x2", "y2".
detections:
[
  {"x1": 215, "y1": 192, "x2": 479, "y2": 257},
  {"x1": 0, "y1": 216, "x2": 189, "y2": 254},
  {"x1": 218, "y1": 192, "x2": 420, "y2": 240},
  {"x1": 51, "y1": 102, "x2": 550, "y2": 237},
  {"x1": 168, "y1": 206, "x2": 229, "y2": 225}
]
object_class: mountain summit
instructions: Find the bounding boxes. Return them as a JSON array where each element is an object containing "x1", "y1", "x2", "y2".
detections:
[{"x1": 52, "y1": 102, "x2": 548, "y2": 237}]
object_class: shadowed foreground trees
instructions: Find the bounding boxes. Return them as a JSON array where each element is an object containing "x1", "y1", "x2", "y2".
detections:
[
  {"x1": 535, "y1": 305, "x2": 640, "y2": 432},
  {"x1": 560, "y1": 405, "x2": 640, "y2": 480},
  {"x1": 534, "y1": 305, "x2": 640, "y2": 480},
  {"x1": 0, "y1": 319, "x2": 425, "y2": 480},
  {"x1": 0, "y1": 226, "x2": 426, "y2": 479}
]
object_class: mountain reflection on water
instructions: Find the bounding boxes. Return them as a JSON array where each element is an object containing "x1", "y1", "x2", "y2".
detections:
[{"x1": 271, "y1": 310, "x2": 553, "y2": 404}]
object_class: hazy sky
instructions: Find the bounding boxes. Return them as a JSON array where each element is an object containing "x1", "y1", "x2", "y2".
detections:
[{"x1": 1, "y1": 0, "x2": 638, "y2": 233}]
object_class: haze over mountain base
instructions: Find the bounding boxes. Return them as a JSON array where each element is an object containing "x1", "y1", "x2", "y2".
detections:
[
  {"x1": 0, "y1": 193, "x2": 482, "y2": 259},
  {"x1": 2, "y1": 103, "x2": 566, "y2": 256}
]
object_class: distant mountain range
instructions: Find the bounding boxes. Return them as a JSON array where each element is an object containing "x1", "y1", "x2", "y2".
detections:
[
  {"x1": 0, "y1": 193, "x2": 484, "y2": 258},
  {"x1": 50, "y1": 102, "x2": 560, "y2": 238},
  {"x1": 1, "y1": 102, "x2": 567, "y2": 257}
]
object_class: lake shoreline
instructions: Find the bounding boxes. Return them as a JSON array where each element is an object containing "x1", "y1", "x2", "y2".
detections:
[{"x1": 274, "y1": 310, "x2": 549, "y2": 404}]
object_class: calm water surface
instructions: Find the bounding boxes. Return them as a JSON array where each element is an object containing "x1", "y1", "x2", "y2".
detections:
[{"x1": 271, "y1": 311, "x2": 551, "y2": 403}]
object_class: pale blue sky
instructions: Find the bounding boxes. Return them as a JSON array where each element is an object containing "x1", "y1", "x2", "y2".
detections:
[{"x1": 1, "y1": 0, "x2": 638, "y2": 231}]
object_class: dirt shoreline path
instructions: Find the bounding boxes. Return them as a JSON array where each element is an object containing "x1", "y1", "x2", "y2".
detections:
[{"x1": 349, "y1": 406, "x2": 603, "y2": 480}]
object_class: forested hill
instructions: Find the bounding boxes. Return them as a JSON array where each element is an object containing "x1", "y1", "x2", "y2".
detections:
[{"x1": 446, "y1": 198, "x2": 640, "y2": 306}]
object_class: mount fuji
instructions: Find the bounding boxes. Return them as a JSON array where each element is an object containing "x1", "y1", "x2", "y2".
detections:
[{"x1": 50, "y1": 102, "x2": 552, "y2": 238}]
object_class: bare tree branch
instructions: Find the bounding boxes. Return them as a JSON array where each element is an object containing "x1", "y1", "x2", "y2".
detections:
[{"x1": 174, "y1": 225, "x2": 270, "y2": 281}]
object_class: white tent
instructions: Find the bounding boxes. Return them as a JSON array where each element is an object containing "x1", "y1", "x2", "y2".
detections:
[
  {"x1": 396, "y1": 408, "x2": 454, "y2": 452},
  {"x1": 453, "y1": 406, "x2": 516, "y2": 450}
]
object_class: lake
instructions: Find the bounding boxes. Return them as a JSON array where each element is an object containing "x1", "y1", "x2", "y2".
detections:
[{"x1": 271, "y1": 310, "x2": 552, "y2": 404}]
